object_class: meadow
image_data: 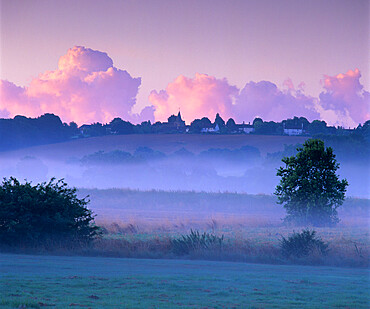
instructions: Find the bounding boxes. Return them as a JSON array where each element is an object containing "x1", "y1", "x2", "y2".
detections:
[
  {"x1": 7, "y1": 189, "x2": 367, "y2": 268},
  {"x1": 3, "y1": 189, "x2": 352, "y2": 268},
  {"x1": 1, "y1": 253, "x2": 369, "y2": 309},
  {"x1": 80, "y1": 188, "x2": 369, "y2": 228}
]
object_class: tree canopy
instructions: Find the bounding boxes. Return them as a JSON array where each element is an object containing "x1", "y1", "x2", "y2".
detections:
[
  {"x1": 275, "y1": 139, "x2": 348, "y2": 226},
  {"x1": 0, "y1": 177, "x2": 100, "y2": 247}
]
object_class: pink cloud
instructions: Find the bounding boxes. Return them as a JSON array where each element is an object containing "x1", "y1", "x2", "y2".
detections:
[
  {"x1": 149, "y1": 73, "x2": 239, "y2": 123},
  {"x1": 149, "y1": 69, "x2": 368, "y2": 126},
  {"x1": 282, "y1": 78, "x2": 295, "y2": 91},
  {"x1": 149, "y1": 74, "x2": 322, "y2": 124},
  {"x1": 149, "y1": 74, "x2": 321, "y2": 124},
  {"x1": 234, "y1": 80, "x2": 320, "y2": 122},
  {"x1": 318, "y1": 68, "x2": 369, "y2": 127},
  {"x1": 0, "y1": 46, "x2": 149, "y2": 124},
  {"x1": 0, "y1": 80, "x2": 42, "y2": 118},
  {"x1": 1, "y1": 46, "x2": 368, "y2": 128}
]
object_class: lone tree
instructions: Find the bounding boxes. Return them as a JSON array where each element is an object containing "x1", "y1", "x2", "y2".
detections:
[
  {"x1": 275, "y1": 139, "x2": 348, "y2": 226},
  {"x1": 0, "y1": 177, "x2": 100, "y2": 247}
]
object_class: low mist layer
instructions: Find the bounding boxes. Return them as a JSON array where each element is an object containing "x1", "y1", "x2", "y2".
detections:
[{"x1": 0, "y1": 134, "x2": 368, "y2": 198}]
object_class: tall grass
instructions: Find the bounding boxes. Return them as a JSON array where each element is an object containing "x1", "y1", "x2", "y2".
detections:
[{"x1": 3, "y1": 221, "x2": 367, "y2": 268}]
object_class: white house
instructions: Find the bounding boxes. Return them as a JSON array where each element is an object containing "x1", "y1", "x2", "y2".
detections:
[
  {"x1": 283, "y1": 123, "x2": 304, "y2": 136},
  {"x1": 237, "y1": 122, "x2": 254, "y2": 134}
]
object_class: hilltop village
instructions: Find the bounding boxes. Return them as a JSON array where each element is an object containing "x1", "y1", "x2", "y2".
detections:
[
  {"x1": 78, "y1": 111, "x2": 358, "y2": 137},
  {"x1": 1, "y1": 112, "x2": 368, "y2": 151}
]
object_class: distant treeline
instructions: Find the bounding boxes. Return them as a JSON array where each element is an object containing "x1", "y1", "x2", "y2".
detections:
[
  {"x1": 78, "y1": 136, "x2": 368, "y2": 167},
  {"x1": 78, "y1": 145, "x2": 262, "y2": 166},
  {"x1": 0, "y1": 113, "x2": 369, "y2": 151}
]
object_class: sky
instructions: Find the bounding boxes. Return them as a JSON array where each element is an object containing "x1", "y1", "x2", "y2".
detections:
[{"x1": 0, "y1": 0, "x2": 369, "y2": 126}]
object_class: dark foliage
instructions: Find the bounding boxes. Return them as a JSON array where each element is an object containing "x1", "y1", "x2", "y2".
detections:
[
  {"x1": 80, "y1": 147, "x2": 167, "y2": 166},
  {"x1": 109, "y1": 117, "x2": 134, "y2": 134},
  {"x1": 199, "y1": 145, "x2": 261, "y2": 162},
  {"x1": 308, "y1": 120, "x2": 329, "y2": 135},
  {"x1": 226, "y1": 118, "x2": 237, "y2": 130},
  {"x1": 214, "y1": 113, "x2": 225, "y2": 128},
  {"x1": 189, "y1": 117, "x2": 212, "y2": 133},
  {"x1": 80, "y1": 122, "x2": 106, "y2": 137},
  {"x1": 283, "y1": 116, "x2": 309, "y2": 130},
  {"x1": 0, "y1": 177, "x2": 100, "y2": 247},
  {"x1": 275, "y1": 139, "x2": 348, "y2": 226},
  {"x1": 171, "y1": 229, "x2": 224, "y2": 255},
  {"x1": 1, "y1": 113, "x2": 369, "y2": 152},
  {"x1": 0, "y1": 113, "x2": 72, "y2": 151},
  {"x1": 253, "y1": 117, "x2": 263, "y2": 126},
  {"x1": 313, "y1": 134, "x2": 369, "y2": 162},
  {"x1": 354, "y1": 120, "x2": 370, "y2": 142},
  {"x1": 134, "y1": 146, "x2": 166, "y2": 161},
  {"x1": 81, "y1": 150, "x2": 133, "y2": 165},
  {"x1": 280, "y1": 229, "x2": 329, "y2": 258},
  {"x1": 266, "y1": 143, "x2": 301, "y2": 164},
  {"x1": 254, "y1": 120, "x2": 283, "y2": 135}
]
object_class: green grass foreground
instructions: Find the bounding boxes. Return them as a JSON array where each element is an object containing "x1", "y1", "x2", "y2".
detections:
[{"x1": 1, "y1": 253, "x2": 369, "y2": 308}]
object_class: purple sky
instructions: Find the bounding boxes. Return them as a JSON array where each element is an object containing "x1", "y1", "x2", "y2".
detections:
[{"x1": 0, "y1": 0, "x2": 369, "y2": 125}]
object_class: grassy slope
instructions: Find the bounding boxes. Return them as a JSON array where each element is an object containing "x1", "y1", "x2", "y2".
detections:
[
  {"x1": 0, "y1": 134, "x2": 308, "y2": 159},
  {"x1": 1, "y1": 253, "x2": 369, "y2": 309}
]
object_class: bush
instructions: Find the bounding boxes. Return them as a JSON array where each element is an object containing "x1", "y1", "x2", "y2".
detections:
[
  {"x1": 280, "y1": 229, "x2": 329, "y2": 258},
  {"x1": 171, "y1": 229, "x2": 224, "y2": 255},
  {"x1": 0, "y1": 177, "x2": 100, "y2": 247}
]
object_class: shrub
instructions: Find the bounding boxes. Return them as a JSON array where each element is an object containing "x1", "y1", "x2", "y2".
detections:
[
  {"x1": 0, "y1": 177, "x2": 100, "y2": 247},
  {"x1": 171, "y1": 229, "x2": 224, "y2": 255},
  {"x1": 280, "y1": 229, "x2": 329, "y2": 258}
]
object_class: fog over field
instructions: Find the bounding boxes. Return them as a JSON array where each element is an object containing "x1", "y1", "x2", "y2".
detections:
[
  {"x1": 0, "y1": 134, "x2": 367, "y2": 197},
  {"x1": 0, "y1": 134, "x2": 368, "y2": 229}
]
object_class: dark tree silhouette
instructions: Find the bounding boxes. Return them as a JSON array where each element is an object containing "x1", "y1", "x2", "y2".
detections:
[
  {"x1": 214, "y1": 113, "x2": 225, "y2": 127},
  {"x1": 0, "y1": 177, "x2": 100, "y2": 247},
  {"x1": 275, "y1": 139, "x2": 348, "y2": 226},
  {"x1": 226, "y1": 118, "x2": 237, "y2": 131}
]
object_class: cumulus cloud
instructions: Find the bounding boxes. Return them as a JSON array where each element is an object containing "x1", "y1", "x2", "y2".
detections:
[
  {"x1": 234, "y1": 80, "x2": 320, "y2": 122},
  {"x1": 149, "y1": 74, "x2": 320, "y2": 123},
  {"x1": 149, "y1": 69, "x2": 368, "y2": 126},
  {"x1": 149, "y1": 73, "x2": 239, "y2": 123},
  {"x1": 0, "y1": 80, "x2": 43, "y2": 118},
  {"x1": 1, "y1": 47, "x2": 368, "y2": 128},
  {"x1": 0, "y1": 46, "x2": 150, "y2": 124},
  {"x1": 318, "y1": 69, "x2": 369, "y2": 127}
]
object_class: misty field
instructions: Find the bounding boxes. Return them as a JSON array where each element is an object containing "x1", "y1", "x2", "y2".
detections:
[
  {"x1": 1, "y1": 253, "x2": 369, "y2": 309},
  {"x1": 0, "y1": 134, "x2": 308, "y2": 159},
  {"x1": 71, "y1": 189, "x2": 368, "y2": 268},
  {"x1": 81, "y1": 189, "x2": 369, "y2": 227},
  {"x1": 1, "y1": 133, "x2": 367, "y2": 196}
]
